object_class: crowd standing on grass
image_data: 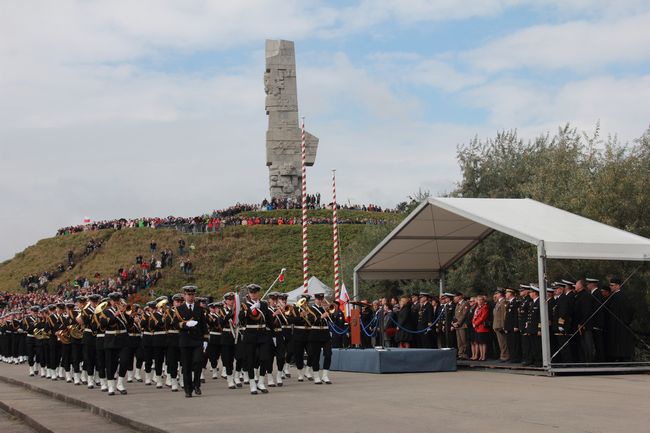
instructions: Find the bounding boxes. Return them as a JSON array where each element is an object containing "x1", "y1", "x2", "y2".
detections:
[
  {"x1": 56, "y1": 197, "x2": 394, "y2": 236},
  {"x1": 350, "y1": 276, "x2": 638, "y2": 366}
]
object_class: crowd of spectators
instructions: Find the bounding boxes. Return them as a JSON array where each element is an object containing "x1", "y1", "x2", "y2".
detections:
[{"x1": 56, "y1": 197, "x2": 395, "y2": 236}]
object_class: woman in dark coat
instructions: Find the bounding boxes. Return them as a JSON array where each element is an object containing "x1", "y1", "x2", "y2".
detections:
[{"x1": 394, "y1": 296, "x2": 414, "y2": 348}]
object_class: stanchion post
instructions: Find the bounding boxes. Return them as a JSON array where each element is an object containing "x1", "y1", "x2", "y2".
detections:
[{"x1": 537, "y1": 241, "x2": 551, "y2": 369}]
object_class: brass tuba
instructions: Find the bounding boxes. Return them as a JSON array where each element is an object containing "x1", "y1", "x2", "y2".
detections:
[{"x1": 69, "y1": 323, "x2": 84, "y2": 339}]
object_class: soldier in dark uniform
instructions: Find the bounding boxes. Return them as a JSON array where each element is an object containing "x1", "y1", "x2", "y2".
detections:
[
  {"x1": 307, "y1": 291, "x2": 333, "y2": 385},
  {"x1": 46, "y1": 304, "x2": 63, "y2": 380},
  {"x1": 176, "y1": 285, "x2": 208, "y2": 398},
  {"x1": 94, "y1": 298, "x2": 109, "y2": 391},
  {"x1": 141, "y1": 301, "x2": 156, "y2": 385},
  {"x1": 148, "y1": 298, "x2": 167, "y2": 388},
  {"x1": 517, "y1": 285, "x2": 531, "y2": 365},
  {"x1": 524, "y1": 285, "x2": 542, "y2": 367},
  {"x1": 67, "y1": 302, "x2": 83, "y2": 384},
  {"x1": 240, "y1": 284, "x2": 273, "y2": 394},
  {"x1": 80, "y1": 294, "x2": 100, "y2": 388},
  {"x1": 586, "y1": 277, "x2": 606, "y2": 361},
  {"x1": 292, "y1": 293, "x2": 312, "y2": 382},
  {"x1": 165, "y1": 294, "x2": 183, "y2": 391},
  {"x1": 205, "y1": 301, "x2": 222, "y2": 381},
  {"x1": 100, "y1": 292, "x2": 130, "y2": 395},
  {"x1": 573, "y1": 279, "x2": 595, "y2": 362},
  {"x1": 124, "y1": 304, "x2": 142, "y2": 384},
  {"x1": 329, "y1": 299, "x2": 347, "y2": 349},
  {"x1": 503, "y1": 288, "x2": 521, "y2": 363},
  {"x1": 266, "y1": 292, "x2": 283, "y2": 387},
  {"x1": 219, "y1": 292, "x2": 241, "y2": 389},
  {"x1": 24, "y1": 306, "x2": 39, "y2": 376},
  {"x1": 278, "y1": 293, "x2": 294, "y2": 376},
  {"x1": 57, "y1": 303, "x2": 74, "y2": 383},
  {"x1": 35, "y1": 308, "x2": 50, "y2": 377},
  {"x1": 416, "y1": 293, "x2": 435, "y2": 348},
  {"x1": 605, "y1": 277, "x2": 635, "y2": 362},
  {"x1": 552, "y1": 281, "x2": 574, "y2": 363}
]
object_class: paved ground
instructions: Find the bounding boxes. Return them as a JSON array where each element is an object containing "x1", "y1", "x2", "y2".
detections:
[
  {"x1": 0, "y1": 408, "x2": 36, "y2": 433},
  {"x1": 1, "y1": 364, "x2": 649, "y2": 433}
]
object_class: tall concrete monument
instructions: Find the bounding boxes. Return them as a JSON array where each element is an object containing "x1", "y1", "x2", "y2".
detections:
[{"x1": 264, "y1": 39, "x2": 319, "y2": 200}]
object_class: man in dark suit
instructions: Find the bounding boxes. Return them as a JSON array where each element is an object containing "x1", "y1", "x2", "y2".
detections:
[
  {"x1": 586, "y1": 277, "x2": 606, "y2": 361},
  {"x1": 176, "y1": 285, "x2": 208, "y2": 398}
]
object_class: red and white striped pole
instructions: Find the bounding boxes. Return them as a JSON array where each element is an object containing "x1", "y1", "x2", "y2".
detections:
[
  {"x1": 332, "y1": 169, "x2": 341, "y2": 301},
  {"x1": 301, "y1": 118, "x2": 310, "y2": 293}
]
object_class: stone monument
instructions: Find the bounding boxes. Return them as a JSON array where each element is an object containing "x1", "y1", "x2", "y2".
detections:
[{"x1": 264, "y1": 39, "x2": 319, "y2": 200}]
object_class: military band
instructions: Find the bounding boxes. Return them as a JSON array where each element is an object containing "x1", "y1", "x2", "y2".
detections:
[{"x1": 1, "y1": 283, "x2": 340, "y2": 398}]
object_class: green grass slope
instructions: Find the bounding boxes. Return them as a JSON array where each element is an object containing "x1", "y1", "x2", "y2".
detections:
[{"x1": 0, "y1": 210, "x2": 403, "y2": 297}]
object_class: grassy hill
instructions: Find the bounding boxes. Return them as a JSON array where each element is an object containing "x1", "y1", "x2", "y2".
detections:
[{"x1": 0, "y1": 209, "x2": 403, "y2": 297}]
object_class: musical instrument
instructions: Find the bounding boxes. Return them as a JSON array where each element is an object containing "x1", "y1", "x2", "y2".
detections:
[
  {"x1": 69, "y1": 323, "x2": 84, "y2": 339},
  {"x1": 241, "y1": 302, "x2": 262, "y2": 321},
  {"x1": 295, "y1": 298, "x2": 316, "y2": 326},
  {"x1": 56, "y1": 328, "x2": 71, "y2": 344}
]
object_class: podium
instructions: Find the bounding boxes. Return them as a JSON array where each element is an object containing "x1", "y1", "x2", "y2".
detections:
[{"x1": 327, "y1": 348, "x2": 457, "y2": 374}]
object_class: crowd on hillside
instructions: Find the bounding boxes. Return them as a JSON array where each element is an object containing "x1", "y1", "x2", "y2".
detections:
[{"x1": 56, "y1": 196, "x2": 395, "y2": 236}]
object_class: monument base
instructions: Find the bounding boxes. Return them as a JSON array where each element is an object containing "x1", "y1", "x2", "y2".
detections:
[{"x1": 328, "y1": 348, "x2": 457, "y2": 374}]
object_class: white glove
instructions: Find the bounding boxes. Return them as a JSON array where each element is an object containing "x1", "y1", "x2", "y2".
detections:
[
  {"x1": 203, "y1": 341, "x2": 208, "y2": 351},
  {"x1": 558, "y1": 326, "x2": 565, "y2": 332},
  {"x1": 186, "y1": 320, "x2": 197, "y2": 328}
]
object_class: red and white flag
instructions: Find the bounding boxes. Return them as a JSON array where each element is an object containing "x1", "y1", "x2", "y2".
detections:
[
  {"x1": 339, "y1": 282, "x2": 351, "y2": 319},
  {"x1": 83, "y1": 217, "x2": 91, "y2": 224}
]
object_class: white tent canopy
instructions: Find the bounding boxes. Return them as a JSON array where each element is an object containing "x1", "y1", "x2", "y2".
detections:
[
  {"x1": 355, "y1": 197, "x2": 650, "y2": 281},
  {"x1": 286, "y1": 276, "x2": 333, "y2": 303},
  {"x1": 353, "y1": 197, "x2": 650, "y2": 370}
]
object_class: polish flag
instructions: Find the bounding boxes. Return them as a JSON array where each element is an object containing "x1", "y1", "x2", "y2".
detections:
[{"x1": 83, "y1": 217, "x2": 91, "y2": 224}]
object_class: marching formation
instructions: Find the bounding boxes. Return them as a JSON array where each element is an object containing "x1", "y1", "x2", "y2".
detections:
[{"x1": 0, "y1": 285, "x2": 339, "y2": 398}]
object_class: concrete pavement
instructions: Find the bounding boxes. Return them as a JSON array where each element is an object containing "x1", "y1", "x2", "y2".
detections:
[{"x1": 1, "y1": 363, "x2": 648, "y2": 433}]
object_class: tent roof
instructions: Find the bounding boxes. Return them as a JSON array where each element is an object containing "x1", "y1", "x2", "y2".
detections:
[
  {"x1": 286, "y1": 276, "x2": 333, "y2": 302},
  {"x1": 355, "y1": 197, "x2": 650, "y2": 280}
]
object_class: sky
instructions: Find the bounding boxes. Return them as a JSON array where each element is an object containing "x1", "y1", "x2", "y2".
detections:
[{"x1": 1, "y1": 0, "x2": 650, "y2": 261}]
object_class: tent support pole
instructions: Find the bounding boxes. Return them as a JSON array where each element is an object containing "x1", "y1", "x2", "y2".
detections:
[
  {"x1": 537, "y1": 241, "x2": 551, "y2": 370},
  {"x1": 353, "y1": 271, "x2": 359, "y2": 301},
  {"x1": 439, "y1": 271, "x2": 445, "y2": 297}
]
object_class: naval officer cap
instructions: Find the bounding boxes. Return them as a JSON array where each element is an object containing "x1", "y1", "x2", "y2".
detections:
[
  {"x1": 585, "y1": 277, "x2": 599, "y2": 284},
  {"x1": 247, "y1": 284, "x2": 262, "y2": 293},
  {"x1": 183, "y1": 285, "x2": 198, "y2": 294},
  {"x1": 223, "y1": 292, "x2": 235, "y2": 300}
]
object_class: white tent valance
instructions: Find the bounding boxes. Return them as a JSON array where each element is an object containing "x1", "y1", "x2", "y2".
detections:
[
  {"x1": 355, "y1": 197, "x2": 650, "y2": 281},
  {"x1": 286, "y1": 276, "x2": 333, "y2": 303}
]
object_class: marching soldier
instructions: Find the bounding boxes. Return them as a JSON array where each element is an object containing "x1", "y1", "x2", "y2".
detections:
[
  {"x1": 277, "y1": 293, "x2": 294, "y2": 376},
  {"x1": 165, "y1": 294, "x2": 183, "y2": 391},
  {"x1": 329, "y1": 299, "x2": 347, "y2": 349},
  {"x1": 149, "y1": 298, "x2": 167, "y2": 388},
  {"x1": 292, "y1": 293, "x2": 312, "y2": 382},
  {"x1": 176, "y1": 285, "x2": 208, "y2": 398},
  {"x1": 46, "y1": 304, "x2": 63, "y2": 380},
  {"x1": 266, "y1": 292, "x2": 282, "y2": 387},
  {"x1": 219, "y1": 292, "x2": 241, "y2": 390},
  {"x1": 94, "y1": 298, "x2": 109, "y2": 391},
  {"x1": 80, "y1": 293, "x2": 101, "y2": 389},
  {"x1": 24, "y1": 306, "x2": 39, "y2": 376},
  {"x1": 141, "y1": 301, "x2": 156, "y2": 385},
  {"x1": 35, "y1": 308, "x2": 50, "y2": 377},
  {"x1": 70, "y1": 298, "x2": 85, "y2": 384},
  {"x1": 205, "y1": 301, "x2": 222, "y2": 380},
  {"x1": 100, "y1": 292, "x2": 130, "y2": 395},
  {"x1": 240, "y1": 284, "x2": 272, "y2": 394},
  {"x1": 307, "y1": 291, "x2": 333, "y2": 384},
  {"x1": 124, "y1": 304, "x2": 142, "y2": 384}
]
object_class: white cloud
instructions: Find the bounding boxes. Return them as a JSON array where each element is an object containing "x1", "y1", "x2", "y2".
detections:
[{"x1": 462, "y1": 12, "x2": 650, "y2": 72}]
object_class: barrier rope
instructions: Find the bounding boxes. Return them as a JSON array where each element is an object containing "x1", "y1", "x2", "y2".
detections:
[{"x1": 387, "y1": 308, "x2": 445, "y2": 335}]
